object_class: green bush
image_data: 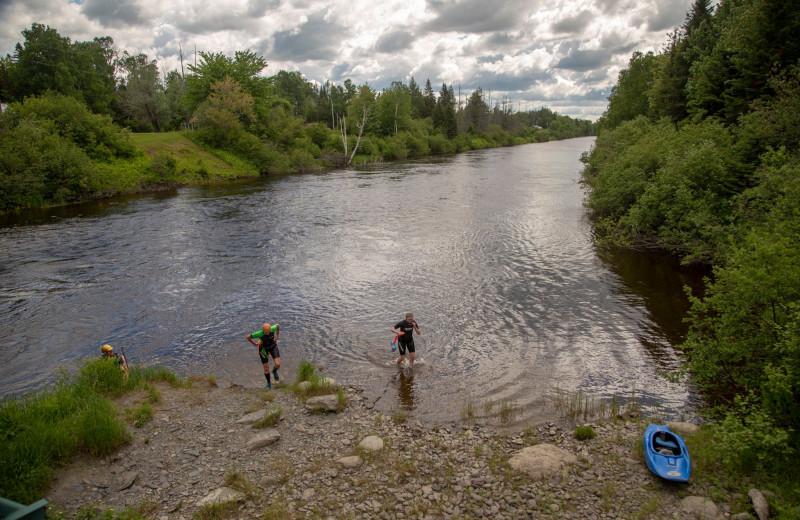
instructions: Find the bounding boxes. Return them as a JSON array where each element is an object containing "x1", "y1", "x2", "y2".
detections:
[
  {"x1": 573, "y1": 425, "x2": 597, "y2": 440},
  {"x1": 401, "y1": 131, "x2": 430, "y2": 157},
  {"x1": 426, "y1": 133, "x2": 455, "y2": 154},
  {"x1": 3, "y1": 93, "x2": 137, "y2": 160},
  {"x1": 290, "y1": 149, "x2": 319, "y2": 172},
  {"x1": 149, "y1": 152, "x2": 177, "y2": 183},
  {"x1": 378, "y1": 135, "x2": 409, "y2": 159}
]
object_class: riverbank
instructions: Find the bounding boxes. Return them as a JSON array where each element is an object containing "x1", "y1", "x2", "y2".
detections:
[{"x1": 45, "y1": 375, "x2": 762, "y2": 520}]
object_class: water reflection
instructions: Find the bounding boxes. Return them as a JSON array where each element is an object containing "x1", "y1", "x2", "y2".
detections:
[
  {"x1": 396, "y1": 369, "x2": 416, "y2": 411},
  {"x1": 594, "y1": 244, "x2": 709, "y2": 349}
]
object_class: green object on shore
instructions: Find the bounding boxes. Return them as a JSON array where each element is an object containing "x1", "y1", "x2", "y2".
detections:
[{"x1": 0, "y1": 496, "x2": 48, "y2": 520}]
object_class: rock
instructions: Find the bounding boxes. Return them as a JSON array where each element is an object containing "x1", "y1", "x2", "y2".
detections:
[
  {"x1": 302, "y1": 488, "x2": 316, "y2": 500},
  {"x1": 358, "y1": 435, "x2": 384, "y2": 452},
  {"x1": 117, "y1": 471, "x2": 138, "y2": 491},
  {"x1": 731, "y1": 514, "x2": 755, "y2": 520},
  {"x1": 748, "y1": 489, "x2": 770, "y2": 520},
  {"x1": 680, "y1": 496, "x2": 721, "y2": 520},
  {"x1": 247, "y1": 430, "x2": 281, "y2": 451},
  {"x1": 507, "y1": 444, "x2": 577, "y2": 480},
  {"x1": 237, "y1": 409, "x2": 267, "y2": 424},
  {"x1": 305, "y1": 395, "x2": 339, "y2": 412},
  {"x1": 338, "y1": 456, "x2": 363, "y2": 468},
  {"x1": 196, "y1": 487, "x2": 245, "y2": 507},
  {"x1": 258, "y1": 475, "x2": 280, "y2": 488},
  {"x1": 321, "y1": 377, "x2": 339, "y2": 388},
  {"x1": 667, "y1": 422, "x2": 700, "y2": 436}
]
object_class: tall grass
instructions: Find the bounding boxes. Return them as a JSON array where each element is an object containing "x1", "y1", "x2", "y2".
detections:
[{"x1": 0, "y1": 357, "x2": 186, "y2": 504}]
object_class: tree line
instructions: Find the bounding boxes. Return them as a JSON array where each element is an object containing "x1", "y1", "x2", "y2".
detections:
[
  {"x1": 0, "y1": 23, "x2": 595, "y2": 212},
  {"x1": 581, "y1": 0, "x2": 800, "y2": 499}
]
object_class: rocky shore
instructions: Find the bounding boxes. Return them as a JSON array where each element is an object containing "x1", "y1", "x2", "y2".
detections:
[{"x1": 46, "y1": 377, "x2": 763, "y2": 519}]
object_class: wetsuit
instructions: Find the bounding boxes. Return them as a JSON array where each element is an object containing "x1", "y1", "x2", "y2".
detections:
[
  {"x1": 394, "y1": 319, "x2": 419, "y2": 355},
  {"x1": 251, "y1": 325, "x2": 280, "y2": 363}
]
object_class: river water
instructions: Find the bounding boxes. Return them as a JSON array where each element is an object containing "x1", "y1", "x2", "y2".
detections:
[{"x1": 0, "y1": 137, "x2": 705, "y2": 427}]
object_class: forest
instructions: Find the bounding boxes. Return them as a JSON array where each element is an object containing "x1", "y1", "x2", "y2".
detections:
[
  {"x1": 0, "y1": 23, "x2": 595, "y2": 212},
  {"x1": 581, "y1": 0, "x2": 800, "y2": 505}
]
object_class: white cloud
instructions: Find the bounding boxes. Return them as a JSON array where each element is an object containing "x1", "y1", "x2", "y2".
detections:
[{"x1": 0, "y1": 0, "x2": 695, "y2": 120}]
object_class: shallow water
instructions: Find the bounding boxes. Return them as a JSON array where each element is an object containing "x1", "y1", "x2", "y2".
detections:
[{"x1": 0, "y1": 137, "x2": 704, "y2": 426}]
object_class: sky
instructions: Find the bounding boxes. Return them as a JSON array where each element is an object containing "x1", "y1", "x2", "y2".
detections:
[{"x1": 0, "y1": 0, "x2": 695, "y2": 121}]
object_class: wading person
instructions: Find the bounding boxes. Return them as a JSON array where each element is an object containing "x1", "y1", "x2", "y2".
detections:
[
  {"x1": 247, "y1": 323, "x2": 281, "y2": 389},
  {"x1": 101, "y1": 344, "x2": 129, "y2": 376},
  {"x1": 391, "y1": 313, "x2": 421, "y2": 367}
]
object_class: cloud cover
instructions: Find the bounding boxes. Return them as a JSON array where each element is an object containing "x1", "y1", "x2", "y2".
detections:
[{"x1": 0, "y1": 0, "x2": 693, "y2": 120}]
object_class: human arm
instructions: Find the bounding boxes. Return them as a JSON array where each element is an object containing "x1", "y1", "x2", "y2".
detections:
[
  {"x1": 391, "y1": 321, "x2": 405, "y2": 335},
  {"x1": 274, "y1": 324, "x2": 279, "y2": 342},
  {"x1": 413, "y1": 321, "x2": 421, "y2": 335},
  {"x1": 247, "y1": 330, "x2": 264, "y2": 346}
]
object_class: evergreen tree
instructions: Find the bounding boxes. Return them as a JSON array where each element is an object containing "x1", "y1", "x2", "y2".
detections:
[
  {"x1": 422, "y1": 79, "x2": 436, "y2": 119},
  {"x1": 598, "y1": 51, "x2": 658, "y2": 129}
]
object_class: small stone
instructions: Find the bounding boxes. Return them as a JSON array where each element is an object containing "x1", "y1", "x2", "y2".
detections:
[
  {"x1": 196, "y1": 487, "x2": 245, "y2": 507},
  {"x1": 247, "y1": 430, "x2": 280, "y2": 451},
  {"x1": 117, "y1": 471, "x2": 138, "y2": 491},
  {"x1": 338, "y1": 456, "x2": 363, "y2": 468},
  {"x1": 237, "y1": 409, "x2": 267, "y2": 425},
  {"x1": 258, "y1": 475, "x2": 280, "y2": 488}
]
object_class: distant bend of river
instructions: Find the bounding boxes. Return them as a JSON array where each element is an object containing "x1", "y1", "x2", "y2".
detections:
[{"x1": 0, "y1": 137, "x2": 705, "y2": 427}]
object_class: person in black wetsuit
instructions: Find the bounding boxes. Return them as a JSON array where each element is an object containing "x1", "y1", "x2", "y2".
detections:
[
  {"x1": 247, "y1": 323, "x2": 280, "y2": 389},
  {"x1": 391, "y1": 312, "x2": 421, "y2": 367}
]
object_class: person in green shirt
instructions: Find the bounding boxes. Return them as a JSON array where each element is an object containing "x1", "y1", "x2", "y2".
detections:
[{"x1": 247, "y1": 322, "x2": 281, "y2": 389}]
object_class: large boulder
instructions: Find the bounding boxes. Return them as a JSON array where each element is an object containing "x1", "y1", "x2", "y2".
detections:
[
  {"x1": 358, "y1": 436, "x2": 384, "y2": 452},
  {"x1": 680, "y1": 496, "x2": 721, "y2": 520},
  {"x1": 667, "y1": 422, "x2": 700, "y2": 437},
  {"x1": 305, "y1": 395, "x2": 339, "y2": 412},
  {"x1": 748, "y1": 489, "x2": 770, "y2": 520},
  {"x1": 507, "y1": 444, "x2": 577, "y2": 480}
]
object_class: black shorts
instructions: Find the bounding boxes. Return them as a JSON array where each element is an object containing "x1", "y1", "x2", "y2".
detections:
[
  {"x1": 398, "y1": 340, "x2": 415, "y2": 355},
  {"x1": 258, "y1": 344, "x2": 280, "y2": 364}
]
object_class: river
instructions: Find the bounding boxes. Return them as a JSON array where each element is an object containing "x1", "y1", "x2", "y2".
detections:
[{"x1": 0, "y1": 137, "x2": 705, "y2": 427}]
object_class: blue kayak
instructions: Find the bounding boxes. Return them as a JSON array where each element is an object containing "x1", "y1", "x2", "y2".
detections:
[{"x1": 643, "y1": 424, "x2": 691, "y2": 482}]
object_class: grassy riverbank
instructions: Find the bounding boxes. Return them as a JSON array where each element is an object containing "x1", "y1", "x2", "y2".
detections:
[{"x1": 0, "y1": 359, "x2": 189, "y2": 504}]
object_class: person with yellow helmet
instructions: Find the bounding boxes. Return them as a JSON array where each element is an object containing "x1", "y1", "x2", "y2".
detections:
[
  {"x1": 246, "y1": 322, "x2": 280, "y2": 389},
  {"x1": 101, "y1": 344, "x2": 129, "y2": 374}
]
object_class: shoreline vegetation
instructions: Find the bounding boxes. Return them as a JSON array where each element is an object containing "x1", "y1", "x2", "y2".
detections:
[
  {"x1": 0, "y1": 22, "x2": 595, "y2": 215},
  {"x1": 579, "y1": 0, "x2": 800, "y2": 516},
  {"x1": 1, "y1": 359, "x2": 796, "y2": 519}
]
